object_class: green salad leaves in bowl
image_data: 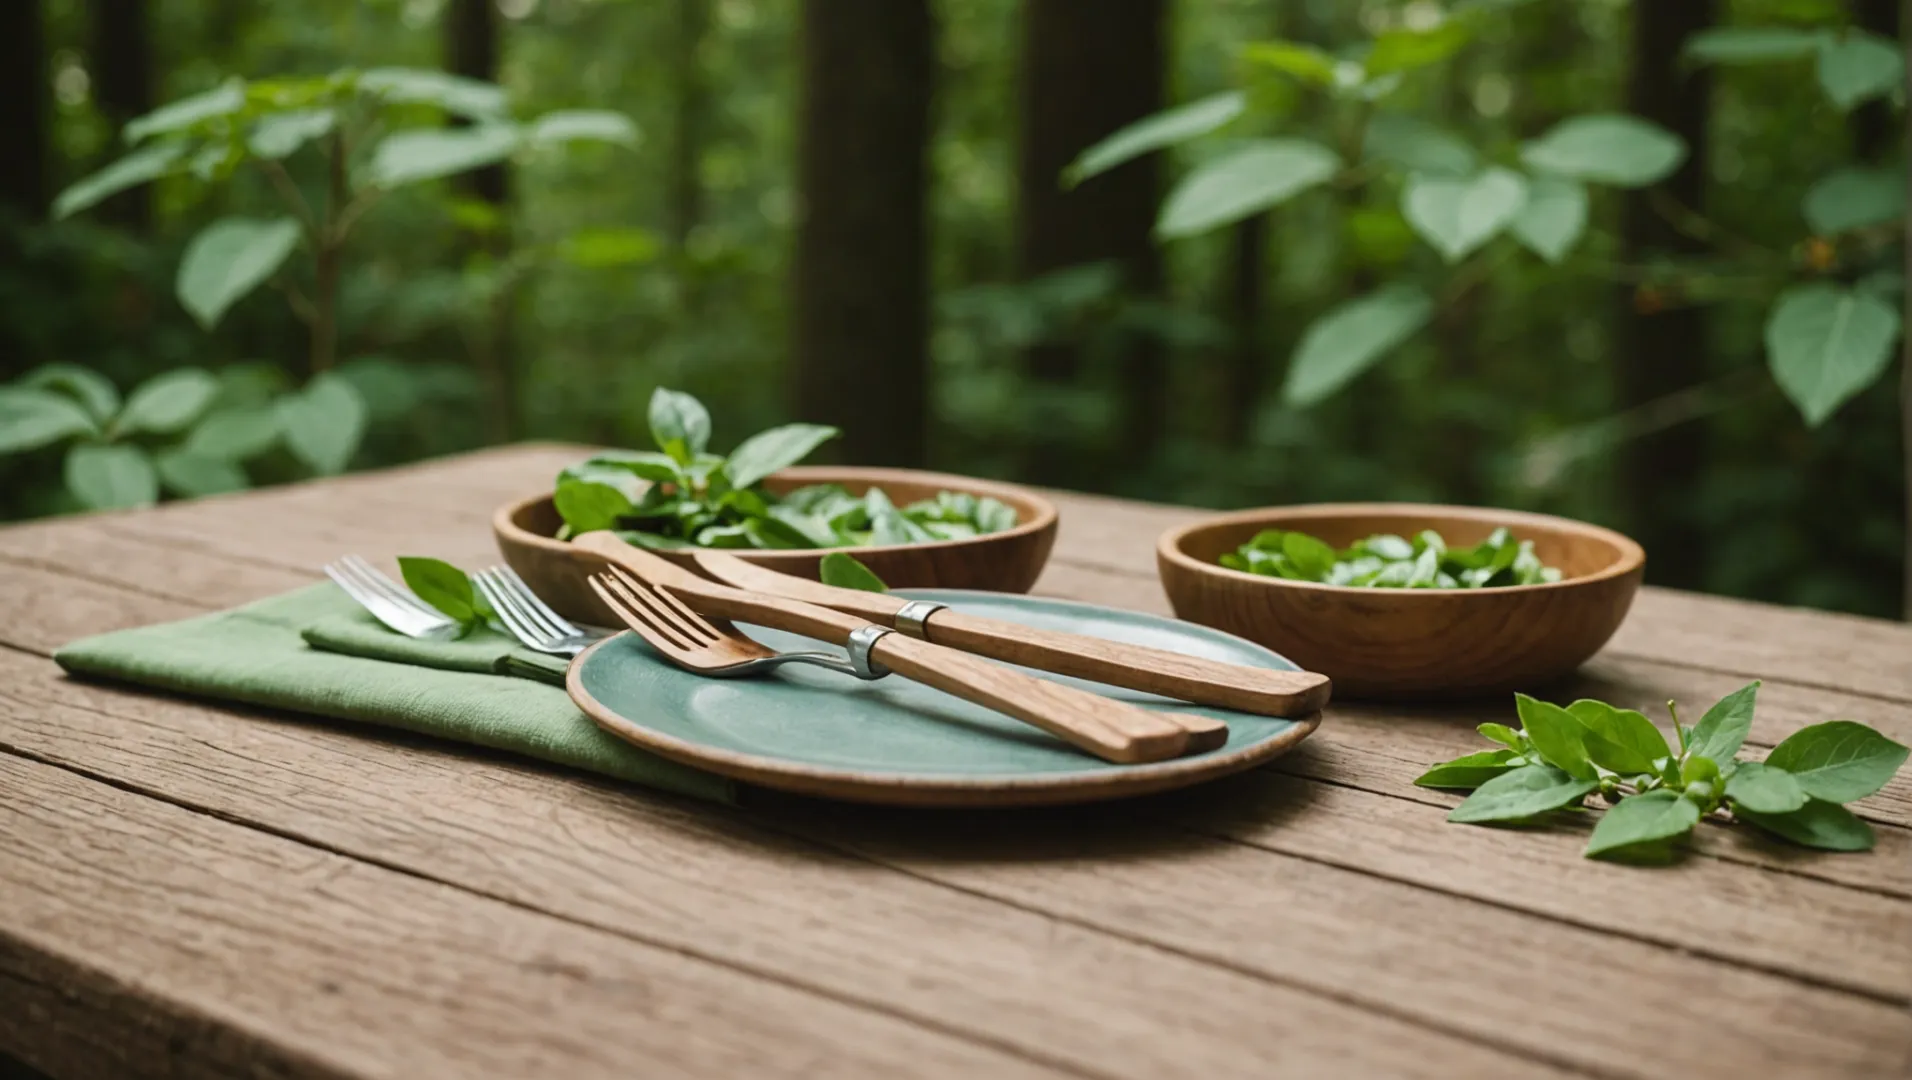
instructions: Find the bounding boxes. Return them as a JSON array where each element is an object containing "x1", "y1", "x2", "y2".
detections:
[{"x1": 494, "y1": 389, "x2": 1058, "y2": 624}]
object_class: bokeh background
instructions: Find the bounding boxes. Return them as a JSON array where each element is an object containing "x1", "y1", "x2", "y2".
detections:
[{"x1": 0, "y1": 0, "x2": 1905, "y2": 618}]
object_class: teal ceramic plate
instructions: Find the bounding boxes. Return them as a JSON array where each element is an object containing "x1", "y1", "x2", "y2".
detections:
[{"x1": 567, "y1": 589, "x2": 1320, "y2": 807}]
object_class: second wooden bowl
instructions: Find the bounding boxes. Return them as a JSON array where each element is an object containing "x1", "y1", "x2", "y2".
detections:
[
  {"x1": 495, "y1": 465, "x2": 1059, "y2": 625},
  {"x1": 1157, "y1": 503, "x2": 1644, "y2": 700}
]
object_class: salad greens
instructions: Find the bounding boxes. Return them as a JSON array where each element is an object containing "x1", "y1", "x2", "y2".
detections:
[
  {"x1": 1220, "y1": 526, "x2": 1562, "y2": 588},
  {"x1": 819, "y1": 552, "x2": 889, "y2": 592},
  {"x1": 397, "y1": 556, "x2": 493, "y2": 637},
  {"x1": 553, "y1": 388, "x2": 1019, "y2": 550},
  {"x1": 1417, "y1": 682, "x2": 1908, "y2": 862}
]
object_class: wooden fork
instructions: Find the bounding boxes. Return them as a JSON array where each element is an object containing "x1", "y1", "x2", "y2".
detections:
[{"x1": 587, "y1": 567, "x2": 1222, "y2": 765}]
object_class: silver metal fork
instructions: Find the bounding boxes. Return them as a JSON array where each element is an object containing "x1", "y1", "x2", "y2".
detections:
[
  {"x1": 323, "y1": 554, "x2": 459, "y2": 640},
  {"x1": 473, "y1": 565, "x2": 601, "y2": 657}
]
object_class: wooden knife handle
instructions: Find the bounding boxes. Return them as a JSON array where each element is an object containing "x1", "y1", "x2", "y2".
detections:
[
  {"x1": 868, "y1": 633, "x2": 1203, "y2": 765},
  {"x1": 924, "y1": 610, "x2": 1331, "y2": 717}
]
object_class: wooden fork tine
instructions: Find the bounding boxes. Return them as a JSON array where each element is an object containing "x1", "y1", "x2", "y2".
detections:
[
  {"x1": 604, "y1": 567, "x2": 719, "y2": 644},
  {"x1": 645, "y1": 577, "x2": 730, "y2": 640},
  {"x1": 589, "y1": 574, "x2": 694, "y2": 653}
]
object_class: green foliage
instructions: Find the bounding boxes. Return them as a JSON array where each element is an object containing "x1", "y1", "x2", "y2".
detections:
[
  {"x1": 175, "y1": 217, "x2": 303, "y2": 329},
  {"x1": 1417, "y1": 682, "x2": 1907, "y2": 861},
  {"x1": 1155, "y1": 139, "x2": 1340, "y2": 239},
  {"x1": 397, "y1": 556, "x2": 492, "y2": 635},
  {"x1": 1065, "y1": 91, "x2": 1245, "y2": 186},
  {"x1": 1518, "y1": 114, "x2": 1687, "y2": 188},
  {"x1": 1282, "y1": 286, "x2": 1432, "y2": 406},
  {"x1": 1402, "y1": 167, "x2": 1528, "y2": 262},
  {"x1": 819, "y1": 553, "x2": 890, "y2": 593},
  {"x1": 1764, "y1": 284, "x2": 1902, "y2": 426},
  {"x1": 1220, "y1": 526, "x2": 1559, "y2": 589},
  {"x1": 553, "y1": 388, "x2": 1016, "y2": 551}
]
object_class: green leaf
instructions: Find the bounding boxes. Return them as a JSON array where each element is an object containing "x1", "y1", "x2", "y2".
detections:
[
  {"x1": 1584, "y1": 789, "x2": 1701, "y2": 860},
  {"x1": 1155, "y1": 139, "x2": 1340, "y2": 240},
  {"x1": 526, "y1": 109, "x2": 641, "y2": 148},
  {"x1": 973, "y1": 496, "x2": 1019, "y2": 533},
  {"x1": 1510, "y1": 176, "x2": 1589, "y2": 263},
  {"x1": 819, "y1": 552, "x2": 890, "y2": 593},
  {"x1": 1683, "y1": 27, "x2": 1826, "y2": 65},
  {"x1": 23, "y1": 363, "x2": 120, "y2": 422},
  {"x1": 1688, "y1": 681, "x2": 1758, "y2": 763},
  {"x1": 1065, "y1": 91, "x2": 1246, "y2": 187},
  {"x1": 1414, "y1": 749, "x2": 1520, "y2": 790},
  {"x1": 1568, "y1": 699, "x2": 1670, "y2": 775},
  {"x1": 154, "y1": 448, "x2": 248, "y2": 498},
  {"x1": 1281, "y1": 531, "x2": 1337, "y2": 579},
  {"x1": 558, "y1": 227, "x2": 662, "y2": 268},
  {"x1": 1520, "y1": 114, "x2": 1686, "y2": 187},
  {"x1": 1366, "y1": 20, "x2": 1474, "y2": 77},
  {"x1": 398, "y1": 556, "x2": 480, "y2": 623},
  {"x1": 248, "y1": 108, "x2": 337, "y2": 160},
  {"x1": 1735, "y1": 798, "x2": 1875, "y2": 851},
  {"x1": 1447, "y1": 765, "x2": 1597, "y2": 823},
  {"x1": 1764, "y1": 721, "x2": 1910, "y2": 804},
  {"x1": 1478, "y1": 722, "x2": 1525, "y2": 750},
  {"x1": 723, "y1": 423, "x2": 839, "y2": 490},
  {"x1": 1724, "y1": 761, "x2": 1808, "y2": 815},
  {"x1": 1764, "y1": 284, "x2": 1902, "y2": 427},
  {"x1": 52, "y1": 140, "x2": 188, "y2": 220},
  {"x1": 115, "y1": 368, "x2": 220, "y2": 436},
  {"x1": 1815, "y1": 31, "x2": 1903, "y2": 109},
  {"x1": 1282, "y1": 285, "x2": 1433, "y2": 407},
  {"x1": 277, "y1": 373, "x2": 368, "y2": 475},
  {"x1": 647, "y1": 388, "x2": 712, "y2": 463},
  {"x1": 359, "y1": 68, "x2": 507, "y2": 118},
  {"x1": 1362, "y1": 114, "x2": 1476, "y2": 177},
  {"x1": 1801, "y1": 166, "x2": 1904, "y2": 236},
  {"x1": 578, "y1": 450, "x2": 682, "y2": 486},
  {"x1": 64, "y1": 443, "x2": 158, "y2": 510},
  {"x1": 1403, "y1": 166, "x2": 1528, "y2": 262},
  {"x1": 365, "y1": 125, "x2": 521, "y2": 188},
  {"x1": 865, "y1": 487, "x2": 935, "y2": 546},
  {"x1": 175, "y1": 217, "x2": 303, "y2": 330},
  {"x1": 1239, "y1": 41, "x2": 1345, "y2": 86},
  {"x1": 183, "y1": 407, "x2": 280, "y2": 460},
  {"x1": 0, "y1": 389, "x2": 100, "y2": 454},
  {"x1": 124, "y1": 80, "x2": 245, "y2": 143},
  {"x1": 554, "y1": 478, "x2": 636, "y2": 534},
  {"x1": 1516, "y1": 694, "x2": 1596, "y2": 780}
]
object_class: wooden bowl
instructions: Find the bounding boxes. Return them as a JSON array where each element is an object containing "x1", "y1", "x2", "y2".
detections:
[
  {"x1": 494, "y1": 465, "x2": 1059, "y2": 625},
  {"x1": 1157, "y1": 503, "x2": 1645, "y2": 700}
]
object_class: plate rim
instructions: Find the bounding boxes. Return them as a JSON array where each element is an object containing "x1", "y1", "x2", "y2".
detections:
[{"x1": 567, "y1": 591, "x2": 1321, "y2": 807}]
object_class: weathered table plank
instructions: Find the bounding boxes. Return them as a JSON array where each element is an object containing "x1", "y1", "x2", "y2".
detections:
[
  {"x1": 0, "y1": 754, "x2": 1059, "y2": 1080},
  {"x1": 2, "y1": 444, "x2": 1909, "y2": 1079}
]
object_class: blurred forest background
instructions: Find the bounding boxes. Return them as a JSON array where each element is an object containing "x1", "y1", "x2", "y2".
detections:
[{"x1": 0, "y1": 0, "x2": 1906, "y2": 618}]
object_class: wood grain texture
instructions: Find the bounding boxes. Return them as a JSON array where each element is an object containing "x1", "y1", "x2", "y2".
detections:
[
  {"x1": 693, "y1": 550, "x2": 1332, "y2": 717},
  {"x1": 3, "y1": 444, "x2": 1911, "y2": 1079},
  {"x1": 1157, "y1": 503, "x2": 1645, "y2": 699},
  {"x1": 0, "y1": 654, "x2": 1566, "y2": 1080},
  {"x1": 498, "y1": 465, "x2": 1060, "y2": 624},
  {"x1": 0, "y1": 752, "x2": 1061, "y2": 1080}
]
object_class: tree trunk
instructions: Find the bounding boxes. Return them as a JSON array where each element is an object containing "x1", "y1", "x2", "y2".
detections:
[
  {"x1": 1618, "y1": 0, "x2": 1715, "y2": 590},
  {"x1": 668, "y1": 0, "x2": 710, "y2": 253},
  {"x1": 791, "y1": 0, "x2": 934, "y2": 468},
  {"x1": 1014, "y1": 0, "x2": 1166, "y2": 485},
  {"x1": 443, "y1": 0, "x2": 516, "y2": 441},
  {"x1": 87, "y1": 0, "x2": 154, "y2": 230},
  {"x1": 1222, "y1": 213, "x2": 1267, "y2": 447},
  {"x1": 0, "y1": 0, "x2": 48, "y2": 381}
]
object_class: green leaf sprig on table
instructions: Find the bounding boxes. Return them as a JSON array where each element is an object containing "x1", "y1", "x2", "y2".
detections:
[
  {"x1": 1220, "y1": 527, "x2": 1561, "y2": 589},
  {"x1": 819, "y1": 553, "x2": 889, "y2": 592},
  {"x1": 396, "y1": 556, "x2": 494, "y2": 637},
  {"x1": 1417, "y1": 682, "x2": 1908, "y2": 862},
  {"x1": 553, "y1": 388, "x2": 1020, "y2": 551}
]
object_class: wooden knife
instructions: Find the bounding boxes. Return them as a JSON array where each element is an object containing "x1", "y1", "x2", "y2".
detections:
[
  {"x1": 688, "y1": 549, "x2": 1332, "y2": 717},
  {"x1": 570, "y1": 532, "x2": 1227, "y2": 760}
]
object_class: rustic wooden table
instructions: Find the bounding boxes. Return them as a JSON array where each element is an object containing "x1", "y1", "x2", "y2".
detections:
[{"x1": 2, "y1": 445, "x2": 1908, "y2": 1079}]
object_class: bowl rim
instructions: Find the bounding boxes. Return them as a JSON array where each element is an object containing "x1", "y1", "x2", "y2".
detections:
[
  {"x1": 1157, "y1": 501, "x2": 1645, "y2": 597},
  {"x1": 494, "y1": 463, "x2": 1061, "y2": 558}
]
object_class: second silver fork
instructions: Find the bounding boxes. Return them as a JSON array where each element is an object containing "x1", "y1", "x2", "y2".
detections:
[{"x1": 473, "y1": 565, "x2": 599, "y2": 657}]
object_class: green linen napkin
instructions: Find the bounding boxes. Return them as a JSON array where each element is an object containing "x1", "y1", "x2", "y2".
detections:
[{"x1": 54, "y1": 583, "x2": 736, "y2": 804}]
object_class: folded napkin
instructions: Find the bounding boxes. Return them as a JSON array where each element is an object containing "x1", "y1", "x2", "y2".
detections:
[{"x1": 54, "y1": 583, "x2": 736, "y2": 804}]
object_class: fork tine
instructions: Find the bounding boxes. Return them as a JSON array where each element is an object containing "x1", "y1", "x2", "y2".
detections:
[
  {"x1": 589, "y1": 574, "x2": 695, "y2": 653},
  {"x1": 496, "y1": 565, "x2": 582, "y2": 636},
  {"x1": 342, "y1": 555, "x2": 444, "y2": 620},
  {"x1": 484, "y1": 568, "x2": 567, "y2": 640},
  {"x1": 604, "y1": 567, "x2": 716, "y2": 644},
  {"x1": 475, "y1": 572, "x2": 547, "y2": 648},
  {"x1": 648, "y1": 582, "x2": 726, "y2": 643}
]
